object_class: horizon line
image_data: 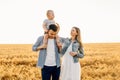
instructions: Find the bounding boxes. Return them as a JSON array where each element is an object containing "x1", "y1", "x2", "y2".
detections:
[{"x1": 0, "y1": 42, "x2": 120, "y2": 44}]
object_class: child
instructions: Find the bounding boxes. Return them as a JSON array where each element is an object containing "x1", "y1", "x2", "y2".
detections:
[{"x1": 39, "y1": 10, "x2": 61, "y2": 49}]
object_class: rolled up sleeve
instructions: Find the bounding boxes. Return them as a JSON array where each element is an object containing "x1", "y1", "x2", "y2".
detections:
[
  {"x1": 32, "y1": 36, "x2": 43, "y2": 51},
  {"x1": 75, "y1": 47, "x2": 84, "y2": 58}
]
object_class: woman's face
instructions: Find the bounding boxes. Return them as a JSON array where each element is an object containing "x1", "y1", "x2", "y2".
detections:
[{"x1": 71, "y1": 28, "x2": 78, "y2": 37}]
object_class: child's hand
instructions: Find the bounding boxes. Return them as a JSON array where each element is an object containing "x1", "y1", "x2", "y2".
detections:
[
  {"x1": 45, "y1": 29, "x2": 48, "y2": 32},
  {"x1": 55, "y1": 23, "x2": 60, "y2": 27}
]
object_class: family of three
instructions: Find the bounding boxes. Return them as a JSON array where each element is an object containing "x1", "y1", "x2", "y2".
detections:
[{"x1": 32, "y1": 10, "x2": 84, "y2": 80}]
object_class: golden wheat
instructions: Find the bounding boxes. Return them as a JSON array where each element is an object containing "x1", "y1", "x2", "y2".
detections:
[{"x1": 0, "y1": 43, "x2": 120, "y2": 80}]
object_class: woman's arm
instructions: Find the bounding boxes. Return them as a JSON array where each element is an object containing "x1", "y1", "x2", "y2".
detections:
[
  {"x1": 56, "y1": 36, "x2": 67, "y2": 51},
  {"x1": 59, "y1": 37, "x2": 68, "y2": 44},
  {"x1": 70, "y1": 47, "x2": 84, "y2": 58},
  {"x1": 57, "y1": 37, "x2": 68, "y2": 55},
  {"x1": 75, "y1": 47, "x2": 84, "y2": 58}
]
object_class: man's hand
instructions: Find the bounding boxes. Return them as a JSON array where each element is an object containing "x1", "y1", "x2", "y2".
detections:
[{"x1": 36, "y1": 47, "x2": 41, "y2": 51}]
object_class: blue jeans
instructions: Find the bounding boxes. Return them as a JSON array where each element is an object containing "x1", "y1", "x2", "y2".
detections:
[{"x1": 41, "y1": 65, "x2": 60, "y2": 80}]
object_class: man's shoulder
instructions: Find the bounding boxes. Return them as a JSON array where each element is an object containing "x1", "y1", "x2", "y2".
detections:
[{"x1": 37, "y1": 36, "x2": 44, "y2": 40}]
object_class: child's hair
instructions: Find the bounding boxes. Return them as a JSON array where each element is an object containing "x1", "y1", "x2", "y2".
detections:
[
  {"x1": 49, "y1": 24, "x2": 57, "y2": 32},
  {"x1": 46, "y1": 10, "x2": 54, "y2": 15}
]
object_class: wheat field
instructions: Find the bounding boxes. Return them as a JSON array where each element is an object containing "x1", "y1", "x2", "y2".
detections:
[{"x1": 0, "y1": 43, "x2": 120, "y2": 80}]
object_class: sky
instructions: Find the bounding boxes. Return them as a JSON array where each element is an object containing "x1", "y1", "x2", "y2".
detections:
[{"x1": 0, "y1": 0, "x2": 120, "y2": 44}]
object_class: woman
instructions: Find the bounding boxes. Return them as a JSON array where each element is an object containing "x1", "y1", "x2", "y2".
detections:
[{"x1": 60, "y1": 27, "x2": 84, "y2": 80}]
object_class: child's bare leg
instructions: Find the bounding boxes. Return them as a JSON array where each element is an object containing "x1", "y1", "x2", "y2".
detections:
[{"x1": 39, "y1": 34, "x2": 48, "y2": 49}]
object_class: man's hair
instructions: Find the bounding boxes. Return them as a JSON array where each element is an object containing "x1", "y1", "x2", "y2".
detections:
[{"x1": 49, "y1": 24, "x2": 58, "y2": 32}]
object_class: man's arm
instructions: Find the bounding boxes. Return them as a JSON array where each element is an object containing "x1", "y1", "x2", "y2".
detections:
[{"x1": 32, "y1": 36, "x2": 43, "y2": 51}]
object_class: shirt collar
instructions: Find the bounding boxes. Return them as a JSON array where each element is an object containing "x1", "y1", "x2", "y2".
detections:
[{"x1": 69, "y1": 38, "x2": 78, "y2": 43}]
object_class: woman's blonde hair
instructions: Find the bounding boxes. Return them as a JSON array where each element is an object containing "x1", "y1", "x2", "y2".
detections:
[{"x1": 73, "y1": 27, "x2": 83, "y2": 48}]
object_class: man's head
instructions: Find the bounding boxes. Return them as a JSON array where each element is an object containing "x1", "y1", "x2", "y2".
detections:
[{"x1": 48, "y1": 24, "x2": 58, "y2": 39}]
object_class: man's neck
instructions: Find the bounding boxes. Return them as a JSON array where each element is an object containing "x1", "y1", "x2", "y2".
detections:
[{"x1": 48, "y1": 37, "x2": 54, "y2": 39}]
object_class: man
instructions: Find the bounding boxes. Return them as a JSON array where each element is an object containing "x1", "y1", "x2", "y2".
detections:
[{"x1": 32, "y1": 24, "x2": 60, "y2": 80}]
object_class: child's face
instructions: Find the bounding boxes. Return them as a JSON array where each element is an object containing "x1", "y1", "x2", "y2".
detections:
[{"x1": 47, "y1": 11, "x2": 54, "y2": 20}]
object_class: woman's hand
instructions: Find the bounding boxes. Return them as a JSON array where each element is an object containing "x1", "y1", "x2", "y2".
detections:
[{"x1": 70, "y1": 52, "x2": 77, "y2": 56}]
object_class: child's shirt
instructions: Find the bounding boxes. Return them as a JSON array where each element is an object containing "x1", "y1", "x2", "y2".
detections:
[{"x1": 43, "y1": 19, "x2": 55, "y2": 29}]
